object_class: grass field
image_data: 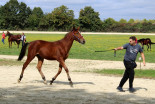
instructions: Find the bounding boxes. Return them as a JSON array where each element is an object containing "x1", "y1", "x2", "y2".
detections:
[
  {"x1": 0, "y1": 33, "x2": 155, "y2": 63},
  {"x1": 74, "y1": 69, "x2": 155, "y2": 79},
  {"x1": 94, "y1": 69, "x2": 155, "y2": 79}
]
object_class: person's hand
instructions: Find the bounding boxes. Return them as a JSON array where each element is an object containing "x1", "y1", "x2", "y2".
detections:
[
  {"x1": 143, "y1": 61, "x2": 146, "y2": 66},
  {"x1": 114, "y1": 48, "x2": 117, "y2": 51}
]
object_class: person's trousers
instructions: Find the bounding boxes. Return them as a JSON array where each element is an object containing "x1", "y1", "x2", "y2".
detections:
[
  {"x1": 22, "y1": 40, "x2": 25, "y2": 47},
  {"x1": 119, "y1": 60, "x2": 137, "y2": 88},
  {"x1": 2, "y1": 38, "x2": 5, "y2": 44}
]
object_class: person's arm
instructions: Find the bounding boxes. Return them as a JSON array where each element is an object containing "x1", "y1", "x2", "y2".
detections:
[
  {"x1": 114, "y1": 47, "x2": 124, "y2": 51},
  {"x1": 114, "y1": 43, "x2": 128, "y2": 51},
  {"x1": 141, "y1": 52, "x2": 146, "y2": 66}
]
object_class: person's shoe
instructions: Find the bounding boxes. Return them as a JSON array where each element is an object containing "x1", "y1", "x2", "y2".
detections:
[
  {"x1": 117, "y1": 86, "x2": 125, "y2": 92},
  {"x1": 129, "y1": 88, "x2": 136, "y2": 93}
]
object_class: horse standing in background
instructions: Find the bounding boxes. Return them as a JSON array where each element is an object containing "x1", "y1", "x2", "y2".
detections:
[
  {"x1": 138, "y1": 38, "x2": 155, "y2": 51},
  {"x1": 17, "y1": 27, "x2": 85, "y2": 85},
  {"x1": 5, "y1": 31, "x2": 21, "y2": 48}
]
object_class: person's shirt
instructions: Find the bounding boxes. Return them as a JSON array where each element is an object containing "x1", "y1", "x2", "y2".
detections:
[
  {"x1": 21, "y1": 35, "x2": 26, "y2": 41},
  {"x1": 2, "y1": 33, "x2": 5, "y2": 39},
  {"x1": 123, "y1": 43, "x2": 143, "y2": 62}
]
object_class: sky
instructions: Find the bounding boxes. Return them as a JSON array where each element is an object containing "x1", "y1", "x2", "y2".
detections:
[{"x1": 0, "y1": 0, "x2": 155, "y2": 21}]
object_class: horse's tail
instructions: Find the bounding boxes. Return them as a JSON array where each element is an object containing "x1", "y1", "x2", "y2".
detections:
[
  {"x1": 151, "y1": 42, "x2": 155, "y2": 44},
  {"x1": 18, "y1": 43, "x2": 29, "y2": 61}
]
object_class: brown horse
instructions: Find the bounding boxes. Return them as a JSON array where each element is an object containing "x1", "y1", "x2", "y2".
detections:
[
  {"x1": 138, "y1": 38, "x2": 155, "y2": 51},
  {"x1": 5, "y1": 31, "x2": 21, "y2": 48},
  {"x1": 17, "y1": 27, "x2": 85, "y2": 85}
]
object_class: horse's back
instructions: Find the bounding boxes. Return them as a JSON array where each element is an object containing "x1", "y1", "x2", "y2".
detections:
[
  {"x1": 10, "y1": 35, "x2": 21, "y2": 41},
  {"x1": 29, "y1": 40, "x2": 62, "y2": 60}
]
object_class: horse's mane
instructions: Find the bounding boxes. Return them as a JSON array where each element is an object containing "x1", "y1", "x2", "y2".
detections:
[
  {"x1": 63, "y1": 31, "x2": 73, "y2": 39},
  {"x1": 64, "y1": 32, "x2": 70, "y2": 38},
  {"x1": 63, "y1": 29, "x2": 78, "y2": 39},
  {"x1": 7, "y1": 32, "x2": 13, "y2": 36}
]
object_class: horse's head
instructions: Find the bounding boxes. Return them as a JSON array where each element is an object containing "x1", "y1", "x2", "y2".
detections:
[
  {"x1": 72, "y1": 27, "x2": 85, "y2": 44},
  {"x1": 5, "y1": 31, "x2": 11, "y2": 37}
]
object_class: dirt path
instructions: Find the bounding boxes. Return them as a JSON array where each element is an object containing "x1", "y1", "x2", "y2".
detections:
[
  {"x1": 0, "y1": 55, "x2": 155, "y2": 71},
  {"x1": 0, "y1": 55, "x2": 155, "y2": 104},
  {"x1": 0, "y1": 65, "x2": 154, "y2": 104}
]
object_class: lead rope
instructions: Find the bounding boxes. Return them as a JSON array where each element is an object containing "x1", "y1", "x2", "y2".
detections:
[{"x1": 82, "y1": 45, "x2": 116, "y2": 57}]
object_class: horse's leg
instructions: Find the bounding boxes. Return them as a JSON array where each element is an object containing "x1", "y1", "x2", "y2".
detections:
[
  {"x1": 150, "y1": 44, "x2": 151, "y2": 51},
  {"x1": 58, "y1": 59, "x2": 73, "y2": 85},
  {"x1": 11, "y1": 41, "x2": 12, "y2": 48},
  {"x1": 147, "y1": 44, "x2": 149, "y2": 51},
  {"x1": 36, "y1": 55, "x2": 47, "y2": 84},
  {"x1": 142, "y1": 45, "x2": 144, "y2": 50},
  {"x1": 50, "y1": 64, "x2": 62, "y2": 85},
  {"x1": 18, "y1": 55, "x2": 35, "y2": 83}
]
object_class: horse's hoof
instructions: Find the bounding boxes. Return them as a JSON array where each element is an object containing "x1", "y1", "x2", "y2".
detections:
[
  {"x1": 69, "y1": 82, "x2": 73, "y2": 87},
  {"x1": 69, "y1": 81, "x2": 73, "y2": 85},
  {"x1": 18, "y1": 79, "x2": 21, "y2": 83},
  {"x1": 49, "y1": 81, "x2": 53, "y2": 85},
  {"x1": 44, "y1": 81, "x2": 47, "y2": 85}
]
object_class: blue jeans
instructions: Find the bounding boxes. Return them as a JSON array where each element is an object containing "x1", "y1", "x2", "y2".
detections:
[{"x1": 2, "y1": 38, "x2": 5, "y2": 44}]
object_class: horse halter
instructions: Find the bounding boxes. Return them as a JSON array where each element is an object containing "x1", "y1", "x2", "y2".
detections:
[{"x1": 72, "y1": 31, "x2": 83, "y2": 42}]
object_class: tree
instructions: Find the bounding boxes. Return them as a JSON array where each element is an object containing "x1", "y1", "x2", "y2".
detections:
[
  {"x1": 1, "y1": 0, "x2": 19, "y2": 29},
  {"x1": 0, "y1": 0, "x2": 31, "y2": 30},
  {"x1": 72, "y1": 19, "x2": 80, "y2": 28},
  {"x1": 27, "y1": 7, "x2": 43, "y2": 30},
  {"x1": 102, "y1": 18, "x2": 117, "y2": 32},
  {"x1": 0, "y1": 6, "x2": 5, "y2": 29},
  {"x1": 119, "y1": 18, "x2": 127, "y2": 23},
  {"x1": 17, "y1": 2, "x2": 32, "y2": 29},
  {"x1": 79, "y1": 6, "x2": 103, "y2": 32},
  {"x1": 50, "y1": 5, "x2": 74, "y2": 31},
  {"x1": 27, "y1": 14, "x2": 38, "y2": 30},
  {"x1": 39, "y1": 13, "x2": 52, "y2": 31},
  {"x1": 32, "y1": 7, "x2": 43, "y2": 18},
  {"x1": 128, "y1": 19, "x2": 134, "y2": 23}
]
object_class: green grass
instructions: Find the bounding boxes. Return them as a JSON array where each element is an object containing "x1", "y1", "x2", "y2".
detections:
[
  {"x1": 1, "y1": 33, "x2": 155, "y2": 63},
  {"x1": 94, "y1": 69, "x2": 155, "y2": 79}
]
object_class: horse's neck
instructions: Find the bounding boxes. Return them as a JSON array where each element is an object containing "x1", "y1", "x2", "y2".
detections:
[
  {"x1": 8, "y1": 33, "x2": 13, "y2": 37},
  {"x1": 61, "y1": 33, "x2": 74, "y2": 53}
]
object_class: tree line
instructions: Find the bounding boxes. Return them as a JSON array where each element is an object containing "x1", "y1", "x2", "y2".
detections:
[{"x1": 0, "y1": 0, "x2": 155, "y2": 32}]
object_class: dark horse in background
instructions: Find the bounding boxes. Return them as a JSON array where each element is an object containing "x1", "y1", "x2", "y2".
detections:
[
  {"x1": 5, "y1": 31, "x2": 21, "y2": 48},
  {"x1": 17, "y1": 27, "x2": 85, "y2": 85},
  {"x1": 138, "y1": 38, "x2": 155, "y2": 51}
]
